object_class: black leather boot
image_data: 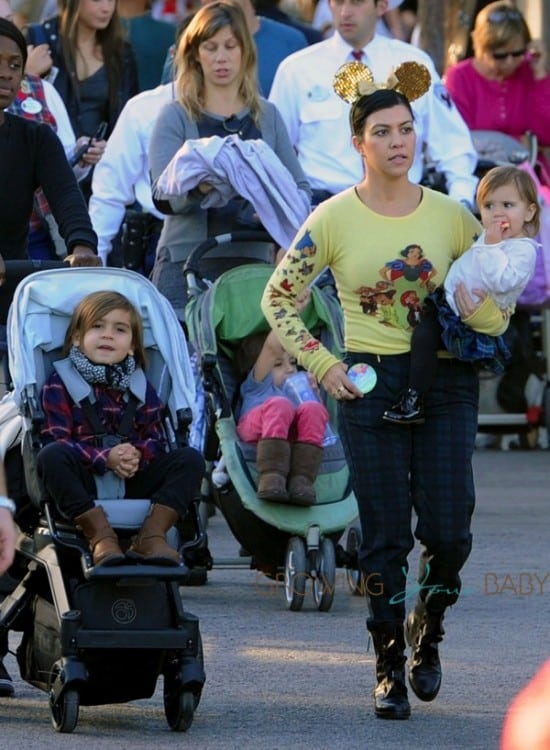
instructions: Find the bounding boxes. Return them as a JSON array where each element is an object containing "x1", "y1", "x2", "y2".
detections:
[
  {"x1": 369, "y1": 623, "x2": 411, "y2": 720},
  {"x1": 405, "y1": 602, "x2": 445, "y2": 701},
  {"x1": 382, "y1": 388, "x2": 425, "y2": 424}
]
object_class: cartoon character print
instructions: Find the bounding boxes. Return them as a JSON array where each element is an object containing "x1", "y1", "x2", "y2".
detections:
[
  {"x1": 380, "y1": 244, "x2": 437, "y2": 287},
  {"x1": 294, "y1": 230, "x2": 317, "y2": 259},
  {"x1": 400, "y1": 290, "x2": 422, "y2": 328},
  {"x1": 354, "y1": 281, "x2": 398, "y2": 326},
  {"x1": 354, "y1": 244, "x2": 438, "y2": 330}
]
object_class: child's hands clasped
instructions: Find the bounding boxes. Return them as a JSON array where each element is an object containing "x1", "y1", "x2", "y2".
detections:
[{"x1": 107, "y1": 443, "x2": 141, "y2": 479}]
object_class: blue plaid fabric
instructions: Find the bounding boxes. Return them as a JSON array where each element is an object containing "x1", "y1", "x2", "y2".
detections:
[
  {"x1": 337, "y1": 351, "x2": 478, "y2": 625},
  {"x1": 429, "y1": 287, "x2": 511, "y2": 374}
]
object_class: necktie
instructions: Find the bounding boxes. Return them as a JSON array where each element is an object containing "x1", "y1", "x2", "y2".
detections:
[{"x1": 351, "y1": 49, "x2": 364, "y2": 61}]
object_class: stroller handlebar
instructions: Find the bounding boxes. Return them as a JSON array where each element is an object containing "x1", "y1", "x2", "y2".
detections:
[{"x1": 183, "y1": 230, "x2": 274, "y2": 298}]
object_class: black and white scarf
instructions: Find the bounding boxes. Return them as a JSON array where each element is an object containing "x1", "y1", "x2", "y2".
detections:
[{"x1": 69, "y1": 345, "x2": 136, "y2": 391}]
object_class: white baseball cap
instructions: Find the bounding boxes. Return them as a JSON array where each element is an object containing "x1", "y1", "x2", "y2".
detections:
[{"x1": 386, "y1": 1, "x2": 403, "y2": 10}]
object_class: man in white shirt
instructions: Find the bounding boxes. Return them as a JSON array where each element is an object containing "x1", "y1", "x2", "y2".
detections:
[
  {"x1": 269, "y1": 0, "x2": 478, "y2": 207},
  {"x1": 89, "y1": 82, "x2": 175, "y2": 267}
]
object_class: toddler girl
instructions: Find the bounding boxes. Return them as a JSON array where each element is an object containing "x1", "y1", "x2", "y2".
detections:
[
  {"x1": 235, "y1": 291, "x2": 329, "y2": 506},
  {"x1": 384, "y1": 165, "x2": 539, "y2": 424}
]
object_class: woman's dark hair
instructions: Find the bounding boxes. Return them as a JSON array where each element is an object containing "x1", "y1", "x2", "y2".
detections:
[
  {"x1": 0, "y1": 18, "x2": 28, "y2": 69},
  {"x1": 350, "y1": 88, "x2": 414, "y2": 138}
]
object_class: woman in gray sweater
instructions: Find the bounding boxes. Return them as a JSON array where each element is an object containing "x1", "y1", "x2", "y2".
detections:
[{"x1": 148, "y1": 0, "x2": 311, "y2": 319}]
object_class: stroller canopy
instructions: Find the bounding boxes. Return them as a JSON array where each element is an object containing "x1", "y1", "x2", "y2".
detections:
[{"x1": 7, "y1": 267, "x2": 197, "y2": 423}]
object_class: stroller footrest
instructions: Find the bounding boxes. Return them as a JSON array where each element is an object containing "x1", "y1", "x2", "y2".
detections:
[
  {"x1": 74, "y1": 627, "x2": 199, "y2": 651},
  {"x1": 81, "y1": 561, "x2": 191, "y2": 581}
]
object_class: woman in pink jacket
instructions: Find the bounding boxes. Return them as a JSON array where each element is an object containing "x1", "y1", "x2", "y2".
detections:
[{"x1": 445, "y1": 2, "x2": 550, "y2": 179}]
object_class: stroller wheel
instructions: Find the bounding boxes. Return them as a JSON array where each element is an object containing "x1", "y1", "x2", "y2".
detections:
[
  {"x1": 345, "y1": 524, "x2": 364, "y2": 596},
  {"x1": 284, "y1": 536, "x2": 307, "y2": 612},
  {"x1": 164, "y1": 682, "x2": 196, "y2": 732},
  {"x1": 312, "y1": 537, "x2": 336, "y2": 612},
  {"x1": 50, "y1": 688, "x2": 80, "y2": 733}
]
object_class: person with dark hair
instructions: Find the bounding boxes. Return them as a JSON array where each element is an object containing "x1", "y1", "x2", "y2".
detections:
[
  {"x1": 0, "y1": 17, "x2": 98, "y2": 272},
  {"x1": 235, "y1": 288, "x2": 329, "y2": 506},
  {"x1": 261, "y1": 61, "x2": 508, "y2": 720},
  {"x1": 25, "y1": 0, "x2": 139, "y2": 199}
]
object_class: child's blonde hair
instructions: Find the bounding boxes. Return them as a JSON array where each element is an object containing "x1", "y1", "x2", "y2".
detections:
[
  {"x1": 63, "y1": 291, "x2": 147, "y2": 367},
  {"x1": 476, "y1": 165, "x2": 540, "y2": 237}
]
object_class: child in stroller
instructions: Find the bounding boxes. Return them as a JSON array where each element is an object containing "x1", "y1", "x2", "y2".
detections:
[
  {"x1": 0, "y1": 267, "x2": 206, "y2": 732},
  {"x1": 235, "y1": 288, "x2": 329, "y2": 506},
  {"x1": 184, "y1": 237, "x2": 359, "y2": 611},
  {"x1": 37, "y1": 290, "x2": 205, "y2": 567}
]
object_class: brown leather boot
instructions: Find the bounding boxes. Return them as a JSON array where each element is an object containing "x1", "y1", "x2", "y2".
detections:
[
  {"x1": 287, "y1": 442, "x2": 323, "y2": 506},
  {"x1": 74, "y1": 506, "x2": 125, "y2": 567},
  {"x1": 255, "y1": 438, "x2": 291, "y2": 503},
  {"x1": 127, "y1": 503, "x2": 182, "y2": 566}
]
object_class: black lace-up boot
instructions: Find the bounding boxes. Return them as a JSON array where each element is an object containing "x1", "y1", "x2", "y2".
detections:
[
  {"x1": 369, "y1": 623, "x2": 411, "y2": 720},
  {"x1": 405, "y1": 602, "x2": 445, "y2": 701}
]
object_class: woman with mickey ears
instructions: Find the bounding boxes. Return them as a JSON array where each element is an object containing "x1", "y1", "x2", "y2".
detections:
[{"x1": 261, "y1": 60, "x2": 509, "y2": 719}]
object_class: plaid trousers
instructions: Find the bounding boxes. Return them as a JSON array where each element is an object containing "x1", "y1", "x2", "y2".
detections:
[{"x1": 338, "y1": 351, "x2": 479, "y2": 626}]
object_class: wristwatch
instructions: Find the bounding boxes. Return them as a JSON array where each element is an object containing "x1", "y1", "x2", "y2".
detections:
[{"x1": 0, "y1": 496, "x2": 16, "y2": 515}]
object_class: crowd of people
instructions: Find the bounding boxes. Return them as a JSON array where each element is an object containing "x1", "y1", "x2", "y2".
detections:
[{"x1": 0, "y1": 0, "x2": 548, "y2": 736}]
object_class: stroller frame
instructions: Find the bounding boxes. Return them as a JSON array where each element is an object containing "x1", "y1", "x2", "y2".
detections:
[
  {"x1": 0, "y1": 267, "x2": 206, "y2": 733},
  {"x1": 184, "y1": 232, "x2": 359, "y2": 612}
]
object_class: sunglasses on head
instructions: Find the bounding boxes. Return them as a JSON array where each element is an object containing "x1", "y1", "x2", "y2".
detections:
[
  {"x1": 491, "y1": 48, "x2": 526, "y2": 60},
  {"x1": 487, "y1": 8, "x2": 523, "y2": 24}
]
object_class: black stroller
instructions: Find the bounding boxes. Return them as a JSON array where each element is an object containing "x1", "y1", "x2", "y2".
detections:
[{"x1": 0, "y1": 267, "x2": 205, "y2": 733}]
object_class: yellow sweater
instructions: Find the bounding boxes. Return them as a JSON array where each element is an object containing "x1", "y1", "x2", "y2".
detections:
[{"x1": 262, "y1": 187, "x2": 509, "y2": 382}]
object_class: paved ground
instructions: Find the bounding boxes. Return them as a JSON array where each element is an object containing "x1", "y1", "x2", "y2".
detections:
[{"x1": 1, "y1": 448, "x2": 549, "y2": 749}]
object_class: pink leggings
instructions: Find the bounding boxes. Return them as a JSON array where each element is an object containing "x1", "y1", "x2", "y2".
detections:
[{"x1": 237, "y1": 396, "x2": 329, "y2": 447}]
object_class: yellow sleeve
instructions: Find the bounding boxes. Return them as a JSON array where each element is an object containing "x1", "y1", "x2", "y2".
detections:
[
  {"x1": 462, "y1": 296, "x2": 511, "y2": 336},
  {"x1": 261, "y1": 221, "x2": 341, "y2": 382}
]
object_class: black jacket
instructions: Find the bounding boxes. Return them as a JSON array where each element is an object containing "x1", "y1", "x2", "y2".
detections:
[
  {"x1": 0, "y1": 114, "x2": 97, "y2": 263},
  {"x1": 26, "y1": 16, "x2": 139, "y2": 138}
]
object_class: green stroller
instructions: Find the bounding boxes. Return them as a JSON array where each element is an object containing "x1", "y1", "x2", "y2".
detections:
[{"x1": 184, "y1": 232, "x2": 359, "y2": 612}]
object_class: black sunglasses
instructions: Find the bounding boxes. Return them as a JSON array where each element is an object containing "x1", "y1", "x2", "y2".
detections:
[
  {"x1": 487, "y1": 8, "x2": 523, "y2": 24},
  {"x1": 491, "y1": 48, "x2": 526, "y2": 60}
]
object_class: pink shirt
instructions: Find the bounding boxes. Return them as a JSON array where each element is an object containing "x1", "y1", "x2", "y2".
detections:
[{"x1": 445, "y1": 58, "x2": 550, "y2": 148}]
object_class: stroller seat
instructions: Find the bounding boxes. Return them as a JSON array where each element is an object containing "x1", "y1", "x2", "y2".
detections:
[{"x1": 0, "y1": 267, "x2": 206, "y2": 733}]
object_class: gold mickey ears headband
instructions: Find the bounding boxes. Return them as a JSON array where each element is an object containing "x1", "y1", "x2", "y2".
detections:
[{"x1": 333, "y1": 61, "x2": 432, "y2": 104}]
